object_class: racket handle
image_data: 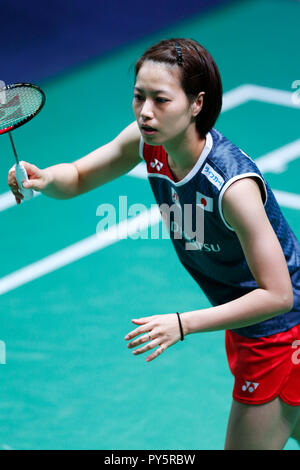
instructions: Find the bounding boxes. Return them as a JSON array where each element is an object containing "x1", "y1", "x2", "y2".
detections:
[{"x1": 15, "y1": 162, "x2": 34, "y2": 200}]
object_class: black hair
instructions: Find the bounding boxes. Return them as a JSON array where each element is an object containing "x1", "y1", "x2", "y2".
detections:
[{"x1": 135, "y1": 38, "x2": 223, "y2": 138}]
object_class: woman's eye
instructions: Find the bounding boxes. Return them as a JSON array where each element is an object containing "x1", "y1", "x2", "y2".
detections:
[
  {"x1": 134, "y1": 94, "x2": 144, "y2": 101},
  {"x1": 133, "y1": 95, "x2": 169, "y2": 103},
  {"x1": 156, "y1": 97, "x2": 169, "y2": 103}
]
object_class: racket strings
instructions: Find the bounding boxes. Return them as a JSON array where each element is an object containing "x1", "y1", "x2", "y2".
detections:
[{"x1": 0, "y1": 86, "x2": 44, "y2": 131}]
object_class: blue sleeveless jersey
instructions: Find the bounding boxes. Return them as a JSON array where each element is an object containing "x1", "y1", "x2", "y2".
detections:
[{"x1": 140, "y1": 128, "x2": 300, "y2": 338}]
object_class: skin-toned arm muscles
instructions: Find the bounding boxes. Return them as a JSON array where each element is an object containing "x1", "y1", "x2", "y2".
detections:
[
  {"x1": 181, "y1": 177, "x2": 294, "y2": 334},
  {"x1": 125, "y1": 178, "x2": 294, "y2": 362},
  {"x1": 73, "y1": 121, "x2": 142, "y2": 196},
  {"x1": 9, "y1": 121, "x2": 142, "y2": 201}
]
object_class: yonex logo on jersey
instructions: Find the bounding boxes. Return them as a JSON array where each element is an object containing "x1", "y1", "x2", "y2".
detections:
[
  {"x1": 196, "y1": 192, "x2": 213, "y2": 212},
  {"x1": 150, "y1": 159, "x2": 163, "y2": 171},
  {"x1": 242, "y1": 381, "x2": 259, "y2": 393},
  {"x1": 202, "y1": 163, "x2": 224, "y2": 190}
]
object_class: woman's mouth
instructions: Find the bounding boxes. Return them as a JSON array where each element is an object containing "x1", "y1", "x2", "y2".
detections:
[{"x1": 141, "y1": 125, "x2": 158, "y2": 135}]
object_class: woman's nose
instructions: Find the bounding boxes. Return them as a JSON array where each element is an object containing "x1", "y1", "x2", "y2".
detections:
[{"x1": 140, "y1": 99, "x2": 154, "y2": 118}]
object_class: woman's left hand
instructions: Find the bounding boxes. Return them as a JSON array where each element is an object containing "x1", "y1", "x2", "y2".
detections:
[{"x1": 124, "y1": 314, "x2": 182, "y2": 362}]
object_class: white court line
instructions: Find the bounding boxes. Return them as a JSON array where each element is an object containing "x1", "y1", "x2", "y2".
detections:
[
  {"x1": 1, "y1": 189, "x2": 299, "y2": 296},
  {"x1": 0, "y1": 191, "x2": 15, "y2": 211},
  {"x1": 255, "y1": 139, "x2": 300, "y2": 173},
  {"x1": 0, "y1": 205, "x2": 161, "y2": 295},
  {"x1": 273, "y1": 190, "x2": 300, "y2": 210},
  {"x1": 222, "y1": 84, "x2": 300, "y2": 111},
  {"x1": 127, "y1": 164, "x2": 147, "y2": 179},
  {"x1": 0, "y1": 190, "x2": 40, "y2": 212}
]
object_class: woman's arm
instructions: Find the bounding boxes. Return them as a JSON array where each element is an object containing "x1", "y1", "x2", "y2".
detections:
[
  {"x1": 125, "y1": 177, "x2": 294, "y2": 361},
  {"x1": 8, "y1": 121, "x2": 141, "y2": 200},
  {"x1": 73, "y1": 121, "x2": 141, "y2": 196},
  {"x1": 181, "y1": 177, "x2": 293, "y2": 334}
]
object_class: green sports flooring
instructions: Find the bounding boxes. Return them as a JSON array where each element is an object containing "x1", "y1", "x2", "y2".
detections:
[{"x1": 0, "y1": 0, "x2": 300, "y2": 450}]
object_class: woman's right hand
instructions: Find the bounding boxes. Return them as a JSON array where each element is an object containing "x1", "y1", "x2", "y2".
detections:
[{"x1": 8, "y1": 161, "x2": 50, "y2": 204}]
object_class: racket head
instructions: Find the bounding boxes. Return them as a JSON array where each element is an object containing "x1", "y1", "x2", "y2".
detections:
[{"x1": 0, "y1": 83, "x2": 45, "y2": 135}]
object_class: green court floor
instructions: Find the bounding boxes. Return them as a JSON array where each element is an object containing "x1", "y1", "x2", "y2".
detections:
[{"x1": 0, "y1": 0, "x2": 300, "y2": 450}]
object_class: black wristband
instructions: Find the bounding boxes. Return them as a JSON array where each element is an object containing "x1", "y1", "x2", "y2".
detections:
[{"x1": 176, "y1": 312, "x2": 184, "y2": 341}]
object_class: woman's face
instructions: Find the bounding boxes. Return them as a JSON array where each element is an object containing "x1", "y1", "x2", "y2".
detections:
[{"x1": 132, "y1": 60, "x2": 195, "y2": 146}]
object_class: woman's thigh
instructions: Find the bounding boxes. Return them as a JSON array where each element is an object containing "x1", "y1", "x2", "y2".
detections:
[{"x1": 224, "y1": 397, "x2": 300, "y2": 450}]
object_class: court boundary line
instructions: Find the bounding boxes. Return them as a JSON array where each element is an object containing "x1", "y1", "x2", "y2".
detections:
[{"x1": 0, "y1": 206, "x2": 161, "y2": 295}]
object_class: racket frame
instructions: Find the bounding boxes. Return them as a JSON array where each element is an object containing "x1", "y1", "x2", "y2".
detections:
[
  {"x1": 0, "y1": 82, "x2": 46, "y2": 202},
  {"x1": 0, "y1": 82, "x2": 46, "y2": 135}
]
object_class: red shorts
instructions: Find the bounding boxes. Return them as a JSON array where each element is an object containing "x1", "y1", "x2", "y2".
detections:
[{"x1": 225, "y1": 323, "x2": 300, "y2": 406}]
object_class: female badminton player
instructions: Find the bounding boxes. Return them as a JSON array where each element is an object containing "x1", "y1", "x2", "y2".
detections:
[{"x1": 8, "y1": 38, "x2": 300, "y2": 450}]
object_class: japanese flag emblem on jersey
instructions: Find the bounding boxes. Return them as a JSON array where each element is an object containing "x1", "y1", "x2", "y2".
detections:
[
  {"x1": 171, "y1": 187, "x2": 180, "y2": 207},
  {"x1": 196, "y1": 192, "x2": 213, "y2": 212}
]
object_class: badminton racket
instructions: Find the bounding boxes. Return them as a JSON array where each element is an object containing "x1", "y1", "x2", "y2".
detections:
[{"x1": 0, "y1": 82, "x2": 45, "y2": 200}]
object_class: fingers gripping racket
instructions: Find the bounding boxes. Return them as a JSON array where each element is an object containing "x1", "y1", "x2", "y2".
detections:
[{"x1": 0, "y1": 83, "x2": 45, "y2": 200}]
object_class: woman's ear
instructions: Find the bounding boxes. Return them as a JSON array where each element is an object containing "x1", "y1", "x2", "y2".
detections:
[{"x1": 191, "y1": 91, "x2": 205, "y2": 117}]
